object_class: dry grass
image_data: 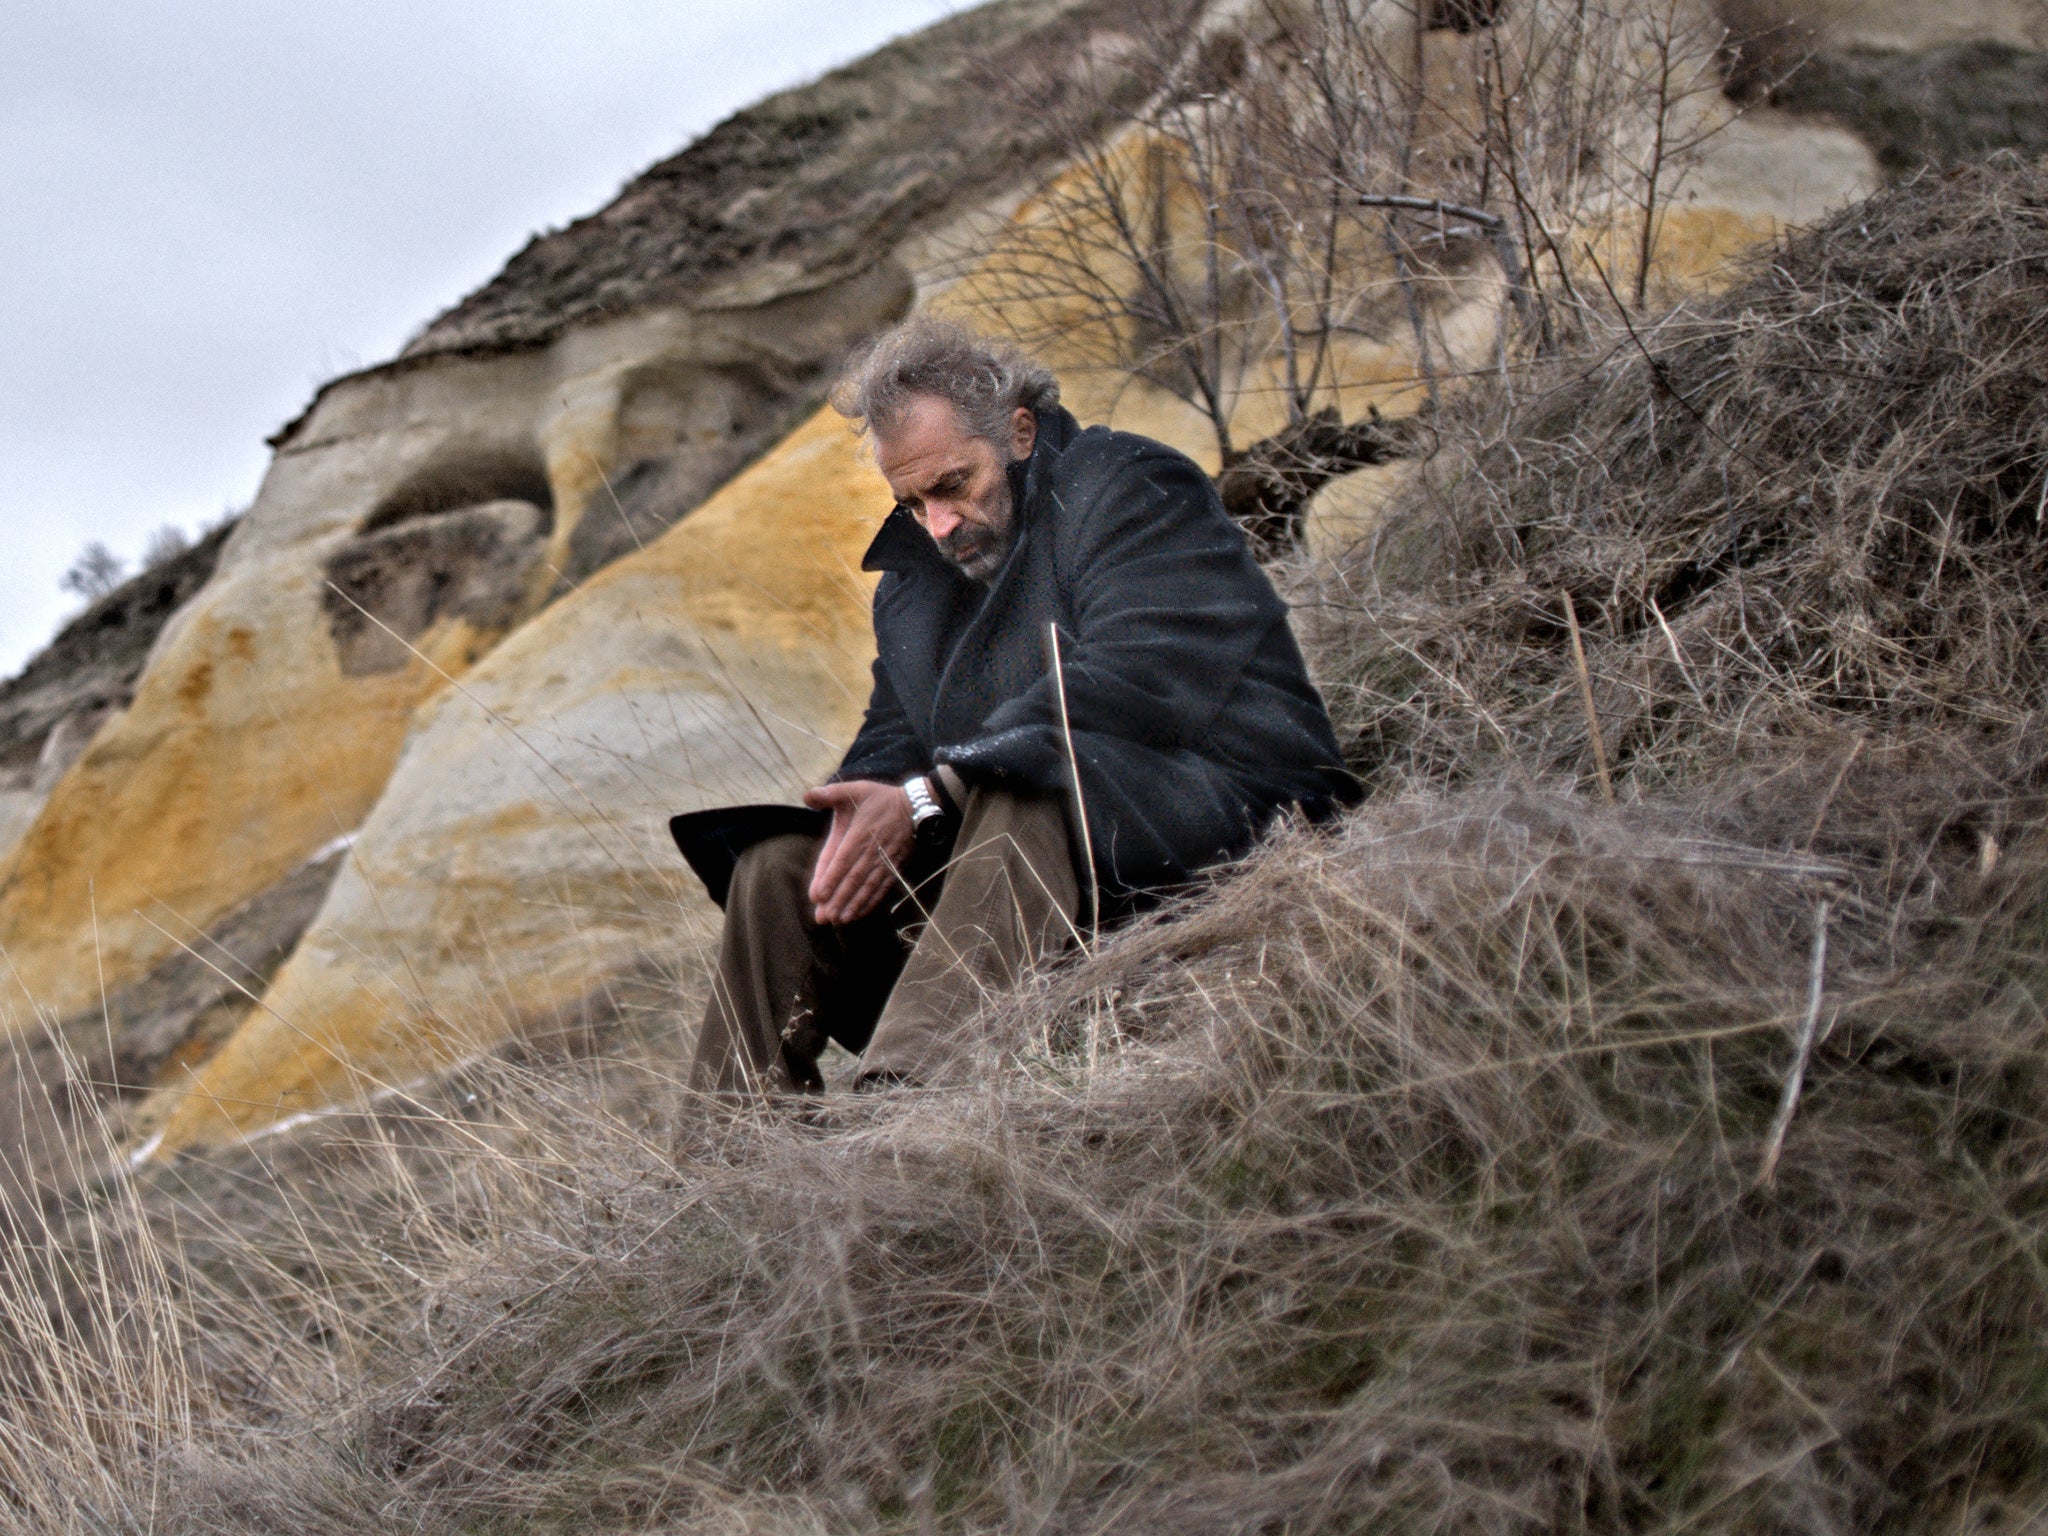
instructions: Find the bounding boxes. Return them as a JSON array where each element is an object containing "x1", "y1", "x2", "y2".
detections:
[
  {"x1": 41, "y1": 783, "x2": 2048, "y2": 1534},
  {"x1": 1312, "y1": 153, "x2": 2048, "y2": 807},
  {"x1": 1, "y1": 152, "x2": 2046, "y2": 1536}
]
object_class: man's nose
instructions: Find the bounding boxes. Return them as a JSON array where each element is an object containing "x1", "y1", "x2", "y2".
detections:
[{"x1": 924, "y1": 502, "x2": 963, "y2": 539}]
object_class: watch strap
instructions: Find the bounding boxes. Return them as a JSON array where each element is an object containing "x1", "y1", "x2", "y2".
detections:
[{"x1": 903, "y1": 774, "x2": 945, "y2": 826}]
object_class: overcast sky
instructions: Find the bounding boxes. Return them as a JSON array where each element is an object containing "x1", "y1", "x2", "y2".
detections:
[{"x1": 0, "y1": 0, "x2": 962, "y2": 679}]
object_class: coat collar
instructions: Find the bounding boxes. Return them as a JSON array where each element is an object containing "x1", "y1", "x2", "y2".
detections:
[{"x1": 859, "y1": 404, "x2": 1082, "y2": 575}]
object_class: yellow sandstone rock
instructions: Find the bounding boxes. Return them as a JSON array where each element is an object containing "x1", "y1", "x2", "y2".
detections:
[
  {"x1": 0, "y1": 285, "x2": 902, "y2": 1039},
  {"x1": 0, "y1": 525, "x2": 462, "y2": 1029},
  {"x1": 144, "y1": 406, "x2": 889, "y2": 1150}
]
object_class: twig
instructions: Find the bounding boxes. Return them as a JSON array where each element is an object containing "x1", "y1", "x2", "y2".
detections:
[
  {"x1": 1357, "y1": 193, "x2": 1507, "y2": 227},
  {"x1": 1757, "y1": 900, "x2": 1830, "y2": 1190},
  {"x1": 1049, "y1": 624, "x2": 1101, "y2": 939},
  {"x1": 1358, "y1": 194, "x2": 1533, "y2": 323},
  {"x1": 1381, "y1": 215, "x2": 1441, "y2": 412},
  {"x1": 1561, "y1": 591, "x2": 1615, "y2": 804},
  {"x1": 1648, "y1": 594, "x2": 1704, "y2": 705},
  {"x1": 1802, "y1": 734, "x2": 1866, "y2": 852}
]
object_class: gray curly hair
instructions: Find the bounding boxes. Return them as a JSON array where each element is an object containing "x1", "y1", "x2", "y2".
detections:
[{"x1": 832, "y1": 317, "x2": 1061, "y2": 447}]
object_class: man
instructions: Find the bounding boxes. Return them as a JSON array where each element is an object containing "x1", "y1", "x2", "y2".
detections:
[{"x1": 685, "y1": 318, "x2": 1357, "y2": 1094}]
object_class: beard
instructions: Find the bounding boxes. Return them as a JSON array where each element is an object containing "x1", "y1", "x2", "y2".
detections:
[{"x1": 936, "y1": 485, "x2": 1015, "y2": 582}]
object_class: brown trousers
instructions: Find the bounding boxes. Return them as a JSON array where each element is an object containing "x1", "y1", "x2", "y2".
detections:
[{"x1": 689, "y1": 787, "x2": 1081, "y2": 1093}]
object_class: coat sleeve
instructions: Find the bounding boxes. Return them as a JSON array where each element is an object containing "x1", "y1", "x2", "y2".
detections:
[
  {"x1": 939, "y1": 446, "x2": 1285, "y2": 789},
  {"x1": 831, "y1": 653, "x2": 928, "y2": 784}
]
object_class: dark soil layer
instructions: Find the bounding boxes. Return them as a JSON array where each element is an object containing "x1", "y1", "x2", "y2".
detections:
[
  {"x1": 1775, "y1": 43, "x2": 2048, "y2": 173},
  {"x1": 0, "y1": 521, "x2": 234, "y2": 784},
  {"x1": 398, "y1": 0, "x2": 1200, "y2": 361}
]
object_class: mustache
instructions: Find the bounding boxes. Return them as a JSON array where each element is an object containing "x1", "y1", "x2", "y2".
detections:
[
  {"x1": 937, "y1": 523, "x2": 1010, "y2": 579},
  {"x1": 937, "y1": 525, "x2": 991, "y2": 561}
]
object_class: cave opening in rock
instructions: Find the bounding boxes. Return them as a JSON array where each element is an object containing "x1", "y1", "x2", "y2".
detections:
[
  {"x1": 1426, "y1": 0, "x2": 1504, "y2": 32},
  {"x1": 326, "y1": 450, "x2": 557, "y2": 675},
  {"x1": 362, "y1": 452, "x2": 556, "y2": 537}
]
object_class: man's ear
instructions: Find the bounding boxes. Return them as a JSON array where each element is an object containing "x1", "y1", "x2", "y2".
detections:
[{"x1": 1009, "y1": 406, "x2": 1037, "y2": 462}]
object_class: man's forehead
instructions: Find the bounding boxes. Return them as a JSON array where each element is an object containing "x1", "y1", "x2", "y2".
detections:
[{"x1": 876, "y1": 398, "x2": 982, "y2": 484}]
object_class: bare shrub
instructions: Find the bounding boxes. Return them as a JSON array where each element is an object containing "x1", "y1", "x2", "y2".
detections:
[
  {"x1": 968, "y1": 0, "x2": 1753, "y2": 556},
  {"x1": 59, "y1": 542, "x2": 126, "y2": 603},
  {"x1": 57, "y1": 524, "x2": 196, "y2": 608},
  {"x1": 1310, "y1": 153, "x2": 2048, "y2": 806}
]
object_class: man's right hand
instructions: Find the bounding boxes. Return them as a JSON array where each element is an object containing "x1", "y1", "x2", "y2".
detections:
[{"x1": 804, "y1": 779, "x2": 916, "y2": 925}]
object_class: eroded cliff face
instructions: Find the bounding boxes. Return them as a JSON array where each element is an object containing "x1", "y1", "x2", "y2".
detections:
[
  {"x1": 0, "y1": 279, "x2": 903, "y2": 1026},
  {"x1": 0, "y1": 526, "x2": 233, "y2": 864},
  {"x1": 140, "y1": 404, "x2": 890, "y2": 1146},
  {"x1": 0, "y1": 0, "x2": 2035, "y2": 1170}
]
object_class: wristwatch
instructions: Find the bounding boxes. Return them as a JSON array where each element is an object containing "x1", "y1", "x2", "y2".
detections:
[{"x1": 903, "y1": 774, "x2": 946, "y2": 827}]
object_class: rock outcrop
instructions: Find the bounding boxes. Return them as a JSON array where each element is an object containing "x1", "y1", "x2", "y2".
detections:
[
  {"x1": 0, "y1": 524, "x2": 234, "y2": 865},
  {"x1": 143, "y1": 405, "x2": 889, "y2": 1146}
]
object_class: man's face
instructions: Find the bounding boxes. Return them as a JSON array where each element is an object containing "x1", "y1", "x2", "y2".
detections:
[{"x1": 874, "y1": 395, "x2": 1037, "y2": 582}]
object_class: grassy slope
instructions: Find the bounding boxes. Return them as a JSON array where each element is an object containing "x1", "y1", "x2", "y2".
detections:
[{"x1": 5, "y1": 161, "x2": 2048, "y2": 1536}]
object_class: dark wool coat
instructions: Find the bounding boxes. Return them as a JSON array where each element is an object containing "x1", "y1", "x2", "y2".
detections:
[{"x1": 836, "y1": 405, "x2": 1359, "y2": 906}]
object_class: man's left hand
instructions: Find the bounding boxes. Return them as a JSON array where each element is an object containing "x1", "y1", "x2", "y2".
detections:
[{"x1": 804, "y1": 780, "x2": 915, "y2": 925}]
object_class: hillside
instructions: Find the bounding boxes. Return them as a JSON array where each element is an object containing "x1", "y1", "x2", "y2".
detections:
[
  {"x1": 0, "y1": 149, "x2": 2034, "y2": 1536},
  {"x1": 0, "y1": 0, "x2": 2044, "y2": 1530},
  {"x1": 4, "y1": 0, "x2": 2035, "y2": 1177}
]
